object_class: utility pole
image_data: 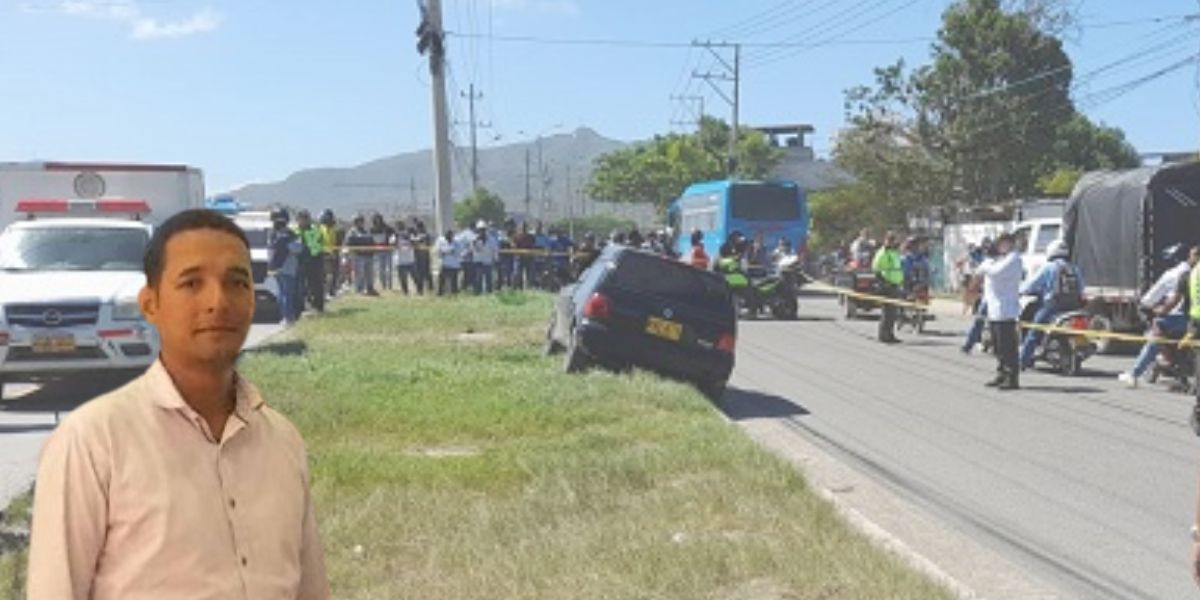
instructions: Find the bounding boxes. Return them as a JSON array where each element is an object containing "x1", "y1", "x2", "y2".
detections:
[
  {"x1": 457, "y1": 83, "x2": 488, "y2": 193},
  {"x1": 669, "y1": 94, "x2": 705, "y2": 131},
  {"x1": 565, "y1": 164, "x2": 573, "y2": 241},
  {"x1": 409, "y1": 175, "x2": 417, "y2": 215},
  {"x1": 417, "y1": 0, "x2": 453, "y2": 235},
  {"x1": 524, "y1": 147, "x2": 532, "y2": 220},
  {"x1": 691, "y1": 40, "x2": 741, "y2": 176}
]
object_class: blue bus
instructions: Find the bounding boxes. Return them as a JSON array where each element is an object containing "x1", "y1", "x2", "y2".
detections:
[{"x1": 667, "y1": 179, "x2": 809, "y2": 265}]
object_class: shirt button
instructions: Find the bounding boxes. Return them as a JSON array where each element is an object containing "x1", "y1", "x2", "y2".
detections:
[
  {"x1": 242, "y1": 557, "x2": 248, "y2": 567},
  {"x1": 229, "y1": 498, "x2": 236, "y2": 509}
]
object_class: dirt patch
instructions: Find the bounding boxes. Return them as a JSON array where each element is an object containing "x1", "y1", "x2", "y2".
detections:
[
  {"x1": 456, "y1": 332, "x2": 498, "y2": 344},
  {"x1": 719, "y1": 578, "x2": 796, "y2": 600},
  {"x1": 406, "y1": 447, "x2": 482, "y2": 459}
]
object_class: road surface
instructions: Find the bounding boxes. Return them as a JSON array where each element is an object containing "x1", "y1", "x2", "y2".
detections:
[
  {"x1": 0, "y1": 323, "x2": 286, "y2": 510},
  {"x1": 724, "y1": 292, "x2": 1198, "y2": 599}
]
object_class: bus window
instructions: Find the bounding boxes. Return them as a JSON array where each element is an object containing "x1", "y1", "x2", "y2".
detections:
[{"x1": 730, "y1": 184, "x2": 801, "y2": 221}]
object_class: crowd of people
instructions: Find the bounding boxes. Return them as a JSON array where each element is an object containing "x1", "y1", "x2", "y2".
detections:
[{"x1": 265, "y1": 208, "x2": 702, "y2": 324}]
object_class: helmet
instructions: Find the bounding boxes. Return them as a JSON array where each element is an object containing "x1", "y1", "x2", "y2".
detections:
[
  {"x1": 319, "y1": 209, "x2": 335, "y2": 225},
  {"x1": 1163, "y1": 243, "x2": 1188, "y2": 263},
  {"x1": 476, "y1": 220, "x2": 488, "y2": 230},
  {"x1": 270, "y1": 208, "x2": 289, "y2": 224},
  {"x1": 1046, "y1": 239, "x2": 1069, "y2": 259}
]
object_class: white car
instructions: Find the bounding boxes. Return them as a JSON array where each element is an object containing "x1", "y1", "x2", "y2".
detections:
[
  {"x1": 1013, "y1": 217, "x2": 1063, "y2": 277},
  {"x1": 0, "y1": 200, "x2": 160, "y2": 396},
  {"x1": 230, "y1": 212, "x2": 282, "y2": 323}
]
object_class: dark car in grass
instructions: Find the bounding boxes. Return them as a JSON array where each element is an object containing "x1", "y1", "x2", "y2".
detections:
[{"x1": 545, "y1": 245, "x2": 737, "y2": 399}]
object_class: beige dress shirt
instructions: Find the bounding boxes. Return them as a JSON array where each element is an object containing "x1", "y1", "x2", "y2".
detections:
[{"x1": 27, "y1": 360, "x2": 330, "y2": 600}]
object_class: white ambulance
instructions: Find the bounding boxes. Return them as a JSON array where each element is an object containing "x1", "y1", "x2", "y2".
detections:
[{"x1": 0, "y1": 199, "x2": 160, "y2": 396}]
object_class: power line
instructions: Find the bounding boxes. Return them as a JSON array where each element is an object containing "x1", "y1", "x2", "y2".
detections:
[
  {"x1": 747, "y1": 0, "x2": 922, "y2": 69},
  {"x1": 443, "y1": 30, "x2": 932, "y2": 49}
]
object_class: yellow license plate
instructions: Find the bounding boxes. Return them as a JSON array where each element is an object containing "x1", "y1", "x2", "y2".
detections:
[
  {"x1": 645, "y1": 317, "x2": 683, "y2": 342},
  {"x1": 32, "y1": 334, "x2": 76, "y2": 354}
]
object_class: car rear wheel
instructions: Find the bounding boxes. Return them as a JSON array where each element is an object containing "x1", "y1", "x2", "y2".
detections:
[
  {"x1": 563, "y1": 329, "x2": 591, "y2": 374},
  {"x1": 699, "y1": 377, "x2": 728, "y2": 401}
]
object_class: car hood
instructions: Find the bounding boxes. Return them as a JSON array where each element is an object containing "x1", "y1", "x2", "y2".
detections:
[{"x1": 0, "y1": 270, "x2": 145, "y2": 304}]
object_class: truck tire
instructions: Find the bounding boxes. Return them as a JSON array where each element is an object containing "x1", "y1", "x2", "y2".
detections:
[{"x1": 1089, "y1": 315, "x2": 1115, "y2": 355}]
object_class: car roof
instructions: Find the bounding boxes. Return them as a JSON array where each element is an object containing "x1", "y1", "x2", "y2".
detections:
[{"x1": 7, "y1": 218, "x2": 151, "y2": 231}]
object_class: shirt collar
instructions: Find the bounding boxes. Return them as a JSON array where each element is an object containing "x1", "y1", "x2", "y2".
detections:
[{"x1": 147, "y1": 358, "x2": 265, "y2": 417}]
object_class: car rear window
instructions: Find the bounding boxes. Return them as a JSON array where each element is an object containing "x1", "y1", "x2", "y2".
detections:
[{"x1": 607, "y1": 252, "x2": 731, "y2": 312}]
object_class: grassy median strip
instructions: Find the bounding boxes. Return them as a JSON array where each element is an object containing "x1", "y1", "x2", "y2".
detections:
[{"x1": 239, "y1": 291, "x2": 952, "y2": 599}]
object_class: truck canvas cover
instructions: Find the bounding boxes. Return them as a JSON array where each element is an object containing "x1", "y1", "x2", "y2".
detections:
[{"x1": 1063, "y1": 162, "x2": 1200, "y2": 294}]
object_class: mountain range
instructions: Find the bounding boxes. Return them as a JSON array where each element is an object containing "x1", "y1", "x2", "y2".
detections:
[{"x1": 230, "y1": 127, "x2": 658, "y2": 226}]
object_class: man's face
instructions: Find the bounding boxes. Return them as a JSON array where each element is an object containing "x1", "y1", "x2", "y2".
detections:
[
  {"x1": 298, "y1": 215, "x2": 311, "y2": 229},
  {"x1": 139, "y1": 229, "x2": 255, "y2": 369},
  {"x1": 996, "y1": 239, "x2": 1014, "y2": 254}
]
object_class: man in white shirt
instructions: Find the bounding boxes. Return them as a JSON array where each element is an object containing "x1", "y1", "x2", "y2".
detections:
[
  {"x1": 472, "y1": 222, "x2": 499, "y2": 295},
  {"x1": 436, "y1": 230, "x2": 462, "y2": 296},
  {"x1": 977, "y1": 232, "x2": 1023, "y2": 390}
]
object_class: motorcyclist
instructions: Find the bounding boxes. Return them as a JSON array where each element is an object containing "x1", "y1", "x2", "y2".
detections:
[
  {"x1": 1017, "y1": 239, "x2": 1084, "y2": 370},
  {"x1": 716, "y1": 232, "x2": 751, "y2": 291},
  {"x1": 1120, "y1": 244, "x2": 1197, "y2": 387},
  {"x1": 849, "y1": 228, "x2": 874, "y2": 268},
  {"x1": 901, "y1": 237, "x2": 931, "y2": 298}
]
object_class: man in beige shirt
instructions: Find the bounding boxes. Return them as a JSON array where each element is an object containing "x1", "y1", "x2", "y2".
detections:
[{"x1": 27, "y1": 209, "x2": 330, "y2": 599}]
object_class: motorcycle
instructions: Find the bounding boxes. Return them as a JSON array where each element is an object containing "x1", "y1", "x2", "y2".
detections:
[
  {"x1": 896, "y1": 285, "x2": 933, "y2": 334},
  {"x1": 1019, "y1": 296, "x2": 1096, "y2": 376},
  {"x1": 719, "y1": 255, "x2": 809, "y2": 320},
  {"x1": 1142, "y1": 311, "x2": 1195, "y2": 392}
]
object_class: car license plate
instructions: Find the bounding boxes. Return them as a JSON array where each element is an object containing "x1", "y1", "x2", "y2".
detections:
[
  {"x1": 645, "y1": 317, "x2": 683, "y2": 342},
  {"x1": 32, "y1": 334, "x2": 76, "y2": 354}
]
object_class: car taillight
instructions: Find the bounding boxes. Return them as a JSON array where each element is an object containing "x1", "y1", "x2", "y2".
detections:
[
  {"x1": 716, "y1": 332, "x2": 736, "y2": 353},
  {"x1": 583, "y1": 293, "x2": 612, "y2": 320},
  {"x1": 1071, "y1": 315, "x2": 1090, "y2": 330}
]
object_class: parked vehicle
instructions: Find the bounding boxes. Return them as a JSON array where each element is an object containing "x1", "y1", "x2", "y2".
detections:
[
  {"x1": 0, "y1": 161, "x2": 204, "y2": 230},
  {"x1": 1018, "y1": 296, "x2": 1096, "y2": 376},
  {"x1": 833, "y1": 266, "x2": 880, "y2": 320},
  {"x1": 0, "y1": 199, "x2": 160, "y2": 397},
  {"x1": 666, "y1": 179, "x2": 809, "y2": 262},
  {"x1": 545, "y1": 246, "x2": 736, "y2": 400},
  {"x1": 230, "y1": 211, "x2": 282, "y2": 323},
  {"x1": 1012, "y1": 217, "x2": 1063, "y2": 278},
  {"x1": 1063, "y1": 162, "x2": 1200, "y2": 353},
  {"x1": 718, "y1": 254, "x2": 807, "y2": 320}
]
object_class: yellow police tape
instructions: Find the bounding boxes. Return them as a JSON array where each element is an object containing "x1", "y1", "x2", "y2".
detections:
[
  {"x1": 333, "y1": 245, "x2": 583, "y2": 258},
  {"x1": 819, "y1": 282, "x2": 1196, "y2": 348}
]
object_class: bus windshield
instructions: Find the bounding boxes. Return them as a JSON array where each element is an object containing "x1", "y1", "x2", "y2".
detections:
[{"x1": 730, "y1": 184, "x2": 801, "y2": 221}]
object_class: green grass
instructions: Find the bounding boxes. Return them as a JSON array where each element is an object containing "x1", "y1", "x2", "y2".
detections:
[
  {"x1": 0, "y1": 292, "x2": 953, "y2": 599},
  {"x1": 0, "y1": 489, "x2": 30, "y2": 600}
]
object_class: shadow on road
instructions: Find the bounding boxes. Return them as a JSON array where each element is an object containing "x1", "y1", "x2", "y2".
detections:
[
  {"x1": 1017, "y1": 385, "x2": 1106, "y2": 394},
  {"x1": 0, "y1": 375, "x2": 136, "y2": 414},
  {"x1": 718, "y1": 387, "x2": 810, "y2": 421}
]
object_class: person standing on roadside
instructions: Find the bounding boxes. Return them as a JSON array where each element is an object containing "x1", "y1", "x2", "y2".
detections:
[
  {"x1": 370, "y1": 214, "x2": 395, "y2": 292},
  {"x1": 268, "y1": 209, "x2": 304, "y2": 324},
  {"x1": 296, "y1": 210, "x2": 326, "y2": 314},
  {"x1": 318, "y1": 210, "x2": 340, "y2": 300},
  {"x1": 395, "y1": 225, "x2": 419, "y2": 296},
  {"x1": 436, "y1": 229, "x2": 461, "y2": 296},
  {"x1": 472, "y1": 221, "x2": 498, "y2": 295},
  {"x1": 978, "y1": 232, "x2": 1023, "y2": 390},
  {"x1": 345, "y1": 215, "x2": 377, "y2": 296},
  {"x1": 413, "y1": 219, "x2": 434, "y2": 293},
  {"x1": 514, "y1": 223, "x2": 536, "y2": 289},
  {"x1": 872, "y1": 232, "x2": 904, "y2": 344},
  {"x1": 27, "y1": 209, "x2": 330, "y2": 599}
]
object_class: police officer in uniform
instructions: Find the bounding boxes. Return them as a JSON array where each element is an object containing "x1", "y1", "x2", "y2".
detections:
[{"x1": 872, "y1": 232, "x2": 904, "y2": 344}]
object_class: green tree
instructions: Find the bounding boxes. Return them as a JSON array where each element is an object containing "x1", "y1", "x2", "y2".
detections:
[
  {"x1": 454, "y1": 187, "x2": 506, "y2": 228},
  {"x1": 841, "y1": 0, "x2": 1079, "y2": 207},
  {"x1": 1047, "y1": 112, "x2": 1140, "y2": 172},
  {"x1": 1036, "y1": 167, "x2": 1081, "y2": 197},
  {"x1": 586, "y1": 116, "x2": 784, "y2": 214}
]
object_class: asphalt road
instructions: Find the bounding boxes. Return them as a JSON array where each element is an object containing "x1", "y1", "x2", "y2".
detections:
[
  {"x1": 724, "y1": 292, "x2": 1199, "y2": 599},
  {"x1": 0, "y1": 323, "x2": 286, "y2": 510}
]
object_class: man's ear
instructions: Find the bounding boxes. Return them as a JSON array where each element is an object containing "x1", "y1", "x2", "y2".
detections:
[{"x1": 138, "y1": 286, "x2": 158, "y2": 324}]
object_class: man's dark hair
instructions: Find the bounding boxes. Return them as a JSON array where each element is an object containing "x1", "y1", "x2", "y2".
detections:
[{"x1": 144, "y1": 209, "x2": 250, "y2": 288}]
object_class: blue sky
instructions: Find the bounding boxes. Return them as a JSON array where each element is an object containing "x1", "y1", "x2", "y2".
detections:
[{"x1": 0, "y1": 0, "x2": 1197, "y2": 193}]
